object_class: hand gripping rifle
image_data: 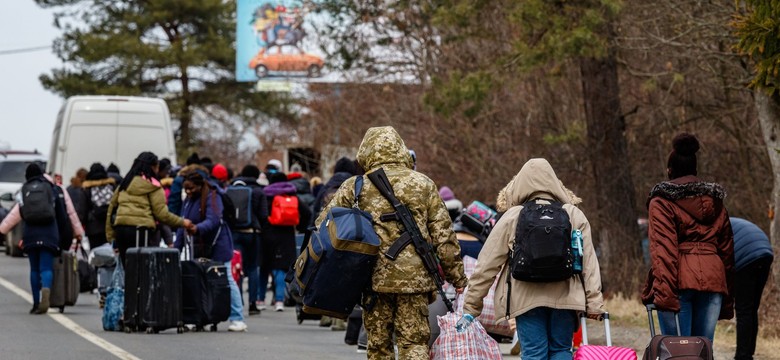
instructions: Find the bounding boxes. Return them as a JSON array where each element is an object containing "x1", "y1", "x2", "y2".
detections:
[{"x1": 367, "y1": 168, "x2": 454, "y2": 313}]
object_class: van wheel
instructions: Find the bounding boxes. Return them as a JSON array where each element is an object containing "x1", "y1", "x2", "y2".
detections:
[
  {"x1": 307, "y1": 65, "x2": 321, "y2": 78},
  {"x1": 255, "y1": 65, "x2": 268, "y2": 78}
]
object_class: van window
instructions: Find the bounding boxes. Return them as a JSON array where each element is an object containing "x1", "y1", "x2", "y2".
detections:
[{"x1": 0, "y1": 161, "x2": 47, "y2": 183}]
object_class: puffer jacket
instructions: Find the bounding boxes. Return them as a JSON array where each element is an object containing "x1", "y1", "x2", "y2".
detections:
[
  {"x1": 80, "y1": 178, "x2": 116, "y2": 237},
  {"x1": 642, "y1": 175, "x2": 734, "y2": 319},
  {"x1": 316, "y1": 126, "x2": 467, "y2": 293},
  {"x1": 463, "y1": 159, "x2": 604, "y2": 322},
  {"x1": 106, "y1": 176, "x2": 184, "y2": 242},
  {"x1": 175, "y1": 189, "x2": 233, "y2": 263}
]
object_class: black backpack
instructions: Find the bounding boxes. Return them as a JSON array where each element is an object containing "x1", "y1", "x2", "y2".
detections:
[
  {"x1": 510, "y1": 200, "x2": 573, "y2": 282},
  {"x1": 225, "y1": 182, "x2": 253, "y2": 228},
  {"x1": 20, "y1": 177, "x2": 56, "y2": 225},
  {"x1": 215, "y1": 189, "x2": 238, "y2": 229}
]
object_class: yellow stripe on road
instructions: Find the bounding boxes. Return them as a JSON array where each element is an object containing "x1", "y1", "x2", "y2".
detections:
[{"x1": 0, "y1": 276, "x2": 142, "y2": 360}]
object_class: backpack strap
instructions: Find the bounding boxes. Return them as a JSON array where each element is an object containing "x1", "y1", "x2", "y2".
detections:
[{"x1": 353, "y1": 176, "x2": 364, "y2": 208}]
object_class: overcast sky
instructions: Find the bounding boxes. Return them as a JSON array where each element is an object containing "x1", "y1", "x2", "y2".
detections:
[{"x1": 0, "y1": 2, "x2": 62, "y2": 155}]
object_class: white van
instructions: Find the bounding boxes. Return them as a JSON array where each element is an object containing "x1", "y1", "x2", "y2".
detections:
[{"x1": 48, "y1": 96, "x2": 177, "y2": 181}]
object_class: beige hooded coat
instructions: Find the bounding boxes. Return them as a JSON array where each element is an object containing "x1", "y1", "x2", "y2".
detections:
[{"x1": 463, "y1": 159, "x2": 604, "y2": 323}]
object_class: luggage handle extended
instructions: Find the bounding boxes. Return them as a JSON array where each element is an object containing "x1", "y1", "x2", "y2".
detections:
[
  {"x1": 646, "y1": 304, "x2": 681, "y2": 337},
  {"x1": 579, "y1": 312, "x2": 611, "y2": 347}
]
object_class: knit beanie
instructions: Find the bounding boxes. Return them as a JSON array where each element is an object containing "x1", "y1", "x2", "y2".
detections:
[
  {"x1": 25, "y1": 163, "x2": 44, "y2": 180},
  {"x1": 211, "y1": 163, "x2": 229, "y2": 182},
  {"x1": 667, "y1": 133, "x2": 699, "y2": 179},
  {"x1": 439, "y1": 186, "x2": 455, "y2": 201},
  {"x1": 334, "y1": 157, "x2": 357, "y2": 175},
  {"x1": 240, "y1": 165, "x2": 261, "y2": 179}
]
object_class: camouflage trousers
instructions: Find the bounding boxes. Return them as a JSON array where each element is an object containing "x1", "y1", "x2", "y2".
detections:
[{"x1": 363, "y1": 292, "x2": 431, "y2": 360}]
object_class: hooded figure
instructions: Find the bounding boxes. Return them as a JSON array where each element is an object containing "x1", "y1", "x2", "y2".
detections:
[
  {"x1": 80, "y1": 163, "x2": 116, "y2": 248},
  {"x1": 641, "y1": 133, "x2": 734, "y2": 343},
  {"x1": 315, "y1": 126, "x2": 466, "y2": 359},
  {"x1": 462, "y1": 158, "x2": 604, "y2": 360}
]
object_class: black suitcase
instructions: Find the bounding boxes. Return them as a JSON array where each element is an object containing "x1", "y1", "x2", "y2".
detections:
[
  {"x1": 181, "y1": 259, "x2": 231, "y2": 331},
  {"x1": 124, "y1": 247, "x2": 183, "y2": 334}
]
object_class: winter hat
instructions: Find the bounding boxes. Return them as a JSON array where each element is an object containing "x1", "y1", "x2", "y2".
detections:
[
  {"x1": 25, "y1": 163, "x2": 44, "y2": 180},
  {"x1": 240, "y1": 165, "x2": 261, "y2": 179},
  {"x1": 290, "y1": 163, "x2": 303, "y2": 173},
  {"x1": 667, "y1": 133, "x2": 699, "y2": 179},
  {"x1": 287, "y1": 172, "x2": 303, "y2": 181},
  {"x1": 86, "y1": 162, "x2": 108, "y2": 180},
  {"x1": 269, "y1": 172, "x2": 288, "y2": 184},
  {"x1": 186, "y1": 153, "x2": 201, "y2": 165},
  {"x1": 211, "y1": 163, "x2": 229, "y2": 182},
  {"x1": 267, "y1": 159, "x2": 283, "y2": 171},
  {"x1": 334, "y1": 157, "x2": 357, "y2": 175},
  {"x1": 258, "y1": 172, "x2": 270, "y2": 186},
  {"x1": 439, "y1": 186, "x2": 455, "y2": 201},
  {"x1": 107, "y1": 163, "x2": 120, "y2": 174}
]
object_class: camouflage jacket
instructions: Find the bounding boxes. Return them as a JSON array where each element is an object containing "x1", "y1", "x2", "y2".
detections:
[{"x1": 316, "y1": 126, "x2": 467, "y2": 293}]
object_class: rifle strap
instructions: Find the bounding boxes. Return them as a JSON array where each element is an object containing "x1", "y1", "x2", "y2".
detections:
[{"x1": 367, "y1": 169, "x2": 413, "y2": 259}]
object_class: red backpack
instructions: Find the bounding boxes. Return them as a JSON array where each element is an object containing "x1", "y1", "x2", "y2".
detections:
[{"x1": 269, "y1": 194, "x2": 300, "y2": 226}]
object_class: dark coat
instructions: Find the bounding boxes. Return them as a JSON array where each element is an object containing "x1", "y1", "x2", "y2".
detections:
[
  {"x1": 642, "y1": 175, "x2": 735, "y2": 319},
  {"x1": 262, "y1": 182, "x2": 311, "y2": 270},
  {"x1": 175, "y1": 189, "x2": 233, "y2": 263},
  {"x1": 289, "y1": 176, "x2": 315, "y2": 213},
  {"x1": 229, "y1": 176, "x2": 268, "y2": 230},
  {"x1": 730, "y1": 217, "x2": 774, "y2": 271},
  {"x1": 80, "y1": 178, "x2": 116, "y2": 239},
  {"x1": 310, "y1": 171, "x2": 353, "y2": 225}
]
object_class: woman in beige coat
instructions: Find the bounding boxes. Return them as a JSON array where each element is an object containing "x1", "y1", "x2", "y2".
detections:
[{"x1": 460, "y1": 158, "x2": 604, "y2": 360}]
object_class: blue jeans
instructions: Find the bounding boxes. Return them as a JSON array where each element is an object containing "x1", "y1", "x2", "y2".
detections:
[
  {"x1": 659, "y1": 290, "x2": 722, "y2": 342},
  {"x1": 516, "y1": 307, "x2": 577, "y2": 360},
  {"x1": 232, "y1": 231, "x2": 260, "y2": 304},
  {"x1": 259, "y1": 269, "x2": 287, "y2": 303},
  {"x1": 28, "y1": 249, "x2": 55, "y2": 306},
  {"x1": 224, "y1": 261, "x2": 244, "y2": 322}
]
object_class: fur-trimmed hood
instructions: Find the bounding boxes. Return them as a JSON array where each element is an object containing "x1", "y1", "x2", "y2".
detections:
[
  {"x1": 647, "y1": 175, "x2": 726, "y2": 224},
  {"x1": 82, "y1": 178, "x2": 115, "y2": 189}
]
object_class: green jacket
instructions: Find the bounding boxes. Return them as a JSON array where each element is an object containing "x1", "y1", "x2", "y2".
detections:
[
  {"x1": 105, "y1": 176, "x2": 184, "y2": 242},
  {"x1": 317, "y1": 126, "x2": 467, "y2": 293}
]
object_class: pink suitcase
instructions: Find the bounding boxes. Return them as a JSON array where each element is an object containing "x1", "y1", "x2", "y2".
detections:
[{"x1": 574, "y1": 312, "x2": 637, "y2": 360}]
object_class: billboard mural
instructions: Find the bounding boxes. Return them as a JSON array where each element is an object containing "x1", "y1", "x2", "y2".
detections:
[{"x1": 236, "y1": 0, "x2": 325, "y2": 84}]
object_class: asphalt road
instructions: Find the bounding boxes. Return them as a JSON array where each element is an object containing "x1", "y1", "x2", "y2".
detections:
[{"x1": 0, "y1": 248, "x2": 374, "y2": 360}]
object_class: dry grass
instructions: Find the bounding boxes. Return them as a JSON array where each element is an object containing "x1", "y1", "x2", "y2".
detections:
[{"x1": 605, "y1": 294, "x2": 780, "y2": 359}]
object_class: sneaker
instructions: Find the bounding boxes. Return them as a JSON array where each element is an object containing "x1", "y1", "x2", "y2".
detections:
[
  {"x1": 248, "y1": 304, "x2": 261, "y2": 315},
  {"x1": 256, "y1": 301, "x2": 267, "y2": 311},
  {"x1": 228, "y1": 320, "x2": 248, "y2": 332},
  {"x1": 510, "y1": 332, "x2": 520, "y2": 355},
  {"x1": 274, "y1": 301, "x2": 284, "y2": 312},
  {"x1": 356, "y1": 345, "x2": 367, "y2": 353}
]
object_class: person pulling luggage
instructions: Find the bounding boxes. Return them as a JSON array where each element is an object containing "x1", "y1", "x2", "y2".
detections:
[{"x1": 174, "y1": 167, "x2": 247, "y2": 332}]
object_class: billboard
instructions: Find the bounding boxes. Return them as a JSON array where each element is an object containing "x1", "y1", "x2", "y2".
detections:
[{"x1": 236, "y1": 0, "x2": 325, "y2": 85}]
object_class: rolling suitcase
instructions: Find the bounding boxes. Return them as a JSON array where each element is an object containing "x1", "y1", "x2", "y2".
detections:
[
  {"x1": 51, "y1": 250, "x2": 80, "y2": 313},
  {"x1": 124, "y1": 246, "x2": 183, "y2": 334},
  {"x1": 644, "y1": 304, "x2": 713, "y2": 360},
  {"x1": 180, "y1": 235, "x2": 231, "y2": 331},
  {"x1": 575, "y1": 312, "x2": 637, "y2": 360}
]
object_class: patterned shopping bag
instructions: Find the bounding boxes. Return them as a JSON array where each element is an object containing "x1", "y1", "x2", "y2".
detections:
[{"x1": 430, "y1": 312, "x2": 503, "y2": 360}]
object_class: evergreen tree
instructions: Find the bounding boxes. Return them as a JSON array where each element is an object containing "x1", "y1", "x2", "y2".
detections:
[{"x1": 36, "y1": 0, "x2": 290, "y2": 156}]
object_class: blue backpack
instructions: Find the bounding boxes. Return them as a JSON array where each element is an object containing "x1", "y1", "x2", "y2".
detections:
[{"x1": 291, "y1": 176, "x2": 380, "y2": 319}]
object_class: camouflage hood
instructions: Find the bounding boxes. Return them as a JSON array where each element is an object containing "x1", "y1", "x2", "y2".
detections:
[{"x1": 356, "y1": 126, "x2": 414, "y2": 172}]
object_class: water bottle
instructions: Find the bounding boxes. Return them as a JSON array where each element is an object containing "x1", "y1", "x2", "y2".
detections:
[
  {"x1": 571, "y1": 229, "x2": 583, "y2": 273},
  {"x1": 455, "y1": 314, "x2": 475, "y2": 333}
]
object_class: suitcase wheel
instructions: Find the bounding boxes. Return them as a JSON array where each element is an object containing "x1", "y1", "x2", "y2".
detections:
[
  {"x1": 210, "y1": 324, "x2": 218, "y2": 332},
  {"x1": 59, "y1": 307, "x2": 65, "y2": 313}
]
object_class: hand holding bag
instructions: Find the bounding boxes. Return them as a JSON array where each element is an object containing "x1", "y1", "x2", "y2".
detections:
[{"x1": 430, "y1": 312, "x2": 502, "y2": 360}]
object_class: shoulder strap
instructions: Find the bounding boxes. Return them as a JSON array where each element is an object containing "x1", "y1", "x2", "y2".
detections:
[
  {"x1": 233, "y1": 180, "x2": 247, "y2": 187},
  {"x1": 353, "y1": 176, "x2": 364, "y2": 207},
  {"x1": 366, "y1": 169, "x2": 401, "y2": 208}
]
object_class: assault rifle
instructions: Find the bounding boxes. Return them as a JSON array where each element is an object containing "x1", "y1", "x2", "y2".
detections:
[{"x1": 367, "y1": 168, "x2": 454, "y2": 313}]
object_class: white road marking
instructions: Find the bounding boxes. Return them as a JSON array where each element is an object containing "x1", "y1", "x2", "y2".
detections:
[{"x1": 0, "y1": 276, "x2": 142, "y2": 360}]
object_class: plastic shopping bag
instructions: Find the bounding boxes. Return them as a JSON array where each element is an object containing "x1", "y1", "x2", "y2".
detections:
[
  {"x1": 102, "y1": 259, "x2": 124, "y2": 331},
  {"x1": 453, "y1": 256, "x2": 514, "y2": 337},
  {"x1": 430, "y1": 312, "x2": 503, "y2": 360}
]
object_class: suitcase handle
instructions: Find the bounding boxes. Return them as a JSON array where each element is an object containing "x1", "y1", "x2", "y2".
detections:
[
  {"x1": 579, "y1": 312, "x2": 611, "y2": 347},
  {"x1": 646, "y1": 304, "x2": 681, "y2": 337}
]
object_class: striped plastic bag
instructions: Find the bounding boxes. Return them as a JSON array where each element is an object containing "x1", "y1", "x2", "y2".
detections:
[{"x1": 430, "y1": 312, "x2": 503, "y2": 360}]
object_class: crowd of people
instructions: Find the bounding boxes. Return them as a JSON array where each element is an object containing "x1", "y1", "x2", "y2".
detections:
[{"x1": 0, "y1": 128, "x2": 773, "y2": 360}]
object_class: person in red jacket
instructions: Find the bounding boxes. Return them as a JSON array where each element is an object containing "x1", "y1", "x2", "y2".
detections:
[{"x1": 642, "y1": 133, "x2": 734, "y2": 342}]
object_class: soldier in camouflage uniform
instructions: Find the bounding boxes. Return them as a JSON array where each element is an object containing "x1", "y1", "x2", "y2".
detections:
[{"x1": 316, "y1": 126, "x2": 467, "y2": 359}]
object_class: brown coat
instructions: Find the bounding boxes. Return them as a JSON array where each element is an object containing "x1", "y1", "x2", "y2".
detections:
[{"x1": 642, "y1": 175, "x2": 734, "y2": 319}]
